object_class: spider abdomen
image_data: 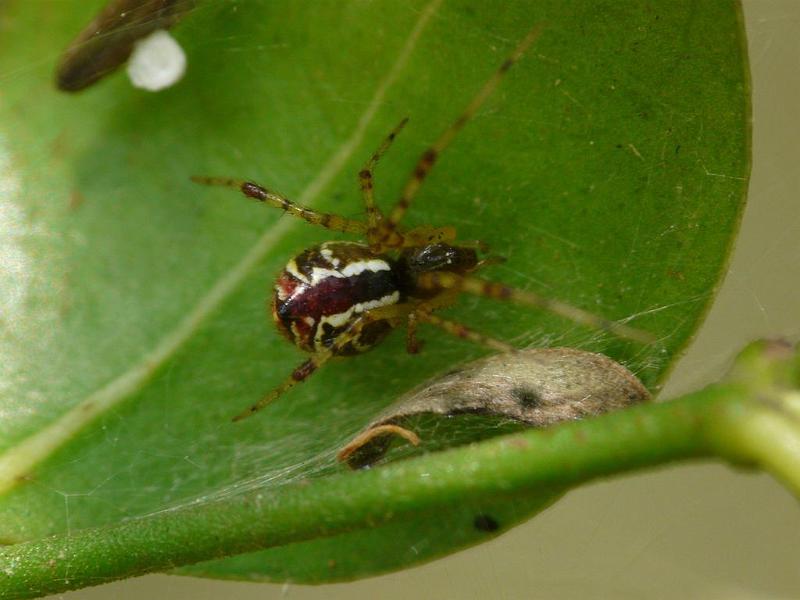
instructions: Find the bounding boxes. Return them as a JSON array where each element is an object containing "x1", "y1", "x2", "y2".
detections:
[{"x1": 272, "y1": 241, "x2": 400, "y2": 355}]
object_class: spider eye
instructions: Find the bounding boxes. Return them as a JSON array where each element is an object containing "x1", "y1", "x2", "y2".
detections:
[{"x1": 402, "y1": 244, "x2": 478, "y2": 273}]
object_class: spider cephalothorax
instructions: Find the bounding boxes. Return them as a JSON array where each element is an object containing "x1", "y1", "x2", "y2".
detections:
[
  {"x1": 396, "y1": 243, "x2": 480, "y2": 297},
  {"x1": 193, "y1": 25, "x2": 652, "y2": 422}
]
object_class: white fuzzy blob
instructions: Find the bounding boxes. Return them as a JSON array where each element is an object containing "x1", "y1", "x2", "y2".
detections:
[{"x1": 127, "y1": 30, "x2": 186, "y2": 91}]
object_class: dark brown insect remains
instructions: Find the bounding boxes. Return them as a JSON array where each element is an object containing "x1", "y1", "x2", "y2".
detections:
[{"x1": 192, "y1": 25, "x2": 653, "y2": 422}]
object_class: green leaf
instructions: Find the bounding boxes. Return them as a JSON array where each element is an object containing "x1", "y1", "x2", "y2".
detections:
[
  {"x1": 183, "y1": 490, "x2": 564, "y2": 584},
  {"x1": 0, "y1": 0, "x2": 749, "y2": 584}
]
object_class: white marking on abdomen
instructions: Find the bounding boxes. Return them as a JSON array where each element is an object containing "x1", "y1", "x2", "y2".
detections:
[
  {"x1": 314, "y1": 292, "x2": 399, "y2": 347},
  {"x1": 353, "y1": 291, "x2": 400, "y2": 313},
  {"x1": 320, "y1": 246, "x2": 341, "y2": 268},
  {"x1": 285, "y1": 258, "x2": 308, "y2": 283},
  {"x1": 306, "y1": 259, "x2": 391, "y2": 286},
  {"x1": 341, "y1": 259, "x2": 390, "y2": 277},
  {"x1": 308, "y1": 267, "x2": 345, "y2": 284}
]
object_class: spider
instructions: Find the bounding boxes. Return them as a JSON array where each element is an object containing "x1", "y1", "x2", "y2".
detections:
[{"x1": 193, "y1": 25, "x2": 653, "y2": 422}]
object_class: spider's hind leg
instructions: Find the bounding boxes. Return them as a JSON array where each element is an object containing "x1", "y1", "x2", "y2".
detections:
[
  {"x1": 231, "y1": 354, "x2": 327, "y2": 422},
  {"x1": 232, "y1": 303, "x2": 413, "y2": 421}
]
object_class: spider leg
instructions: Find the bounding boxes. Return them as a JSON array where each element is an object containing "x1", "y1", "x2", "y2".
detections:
[
  {"x1": 416, "y1": 272, "x2": 656, "y2": 344},
  {"x1": 398, "y1": 225, "x2": 457, "y2": 248},
  {"x1": 368, "y1": 224, "x2": 459, "y2": 254},
  {"x1": 406, "y1": 290, "x2": 513, "y2": 352},
  {"x1": 416, "y1": 309, "x2": 516, "y2": 352},
  {"x1": 359, "y1": 118, "x2": 409, "y2": 249},
  {"x1": 379, "y1": 24, "x2": 543, "y2": 245},
  {"x1": 406, "y1": 312, "x2": 421, "y2": 354},
  {"x1": 475, "y1": 255, "x2": 507, "y2": 269},
  {"x1": 232, "y1": 303, "x2": 412, "y2": 422},
  {"x1": 192, "y1": 176, "x2": 368, "y2": 235},
  {"x1": 458, "y1": 239, "x2": 491, "y2": 253},
  {"x1": 231, "y1": 354, "x2": 327, "y2": 422}
]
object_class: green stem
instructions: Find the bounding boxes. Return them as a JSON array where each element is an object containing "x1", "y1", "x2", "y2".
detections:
[
  {"x1": 705, "y1": 340, "x2": 800, "y2": 494},
  {"x1": 709, "y1": 390, "x2": 800, "y2": 496},
  {"x1": 0, "y1": 385, "x2": 740, "y2": 599}
]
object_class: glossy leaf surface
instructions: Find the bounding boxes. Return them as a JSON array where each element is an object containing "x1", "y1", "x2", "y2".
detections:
[{"x1": 0, "y1": 0, "x2": 749, "y2": 582}]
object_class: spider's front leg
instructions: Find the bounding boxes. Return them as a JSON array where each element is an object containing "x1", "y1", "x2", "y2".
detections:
[
  {"x1": 192, "y1": 176, "x2": 368, "y2": 235},
  {"x1": 377, "y1": 25, "x2": 544, "y2": 245},
  {"x1": 356, "y1": 121, "x2": 458, "y2": 253},
  {"x1": 371, "y1": 224, "x2": 458, "y2": 254},
  {"x1": 359, "y1": 118, "x2": 408, "y2": 249}
]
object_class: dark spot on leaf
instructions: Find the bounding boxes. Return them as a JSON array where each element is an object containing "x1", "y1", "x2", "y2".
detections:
[
  {"x1": 512, "y1": 386, "x2": 541, "y2": 408},
  {"x1": 473, "y1": 514, "x2": 499, "y2": 532}
]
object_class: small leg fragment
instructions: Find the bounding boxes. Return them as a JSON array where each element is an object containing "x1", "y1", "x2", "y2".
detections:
[{"x1": 406, "y1": 312, "x2": 422, "y2": 354}]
